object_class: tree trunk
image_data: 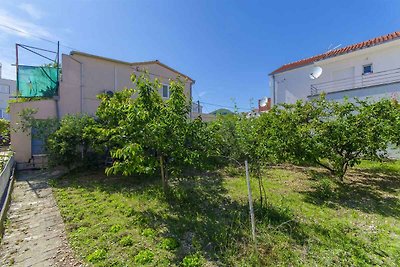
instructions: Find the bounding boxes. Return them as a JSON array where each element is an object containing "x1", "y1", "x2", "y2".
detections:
[
  {"x1": 339, "y1": 162, "x2": 349, "y2": 182},
  {"x1": 159, "y1": 155, "x2": 167, "y2": 193}
]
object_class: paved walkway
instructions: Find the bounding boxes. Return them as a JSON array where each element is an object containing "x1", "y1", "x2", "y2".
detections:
[{"x1": 0, "y1": 170, "x2": 82, "y2": 266}]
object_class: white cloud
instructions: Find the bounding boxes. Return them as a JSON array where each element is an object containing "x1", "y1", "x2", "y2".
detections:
[
  {"x1": 0, "y1": 9, "x2": 53, "y2": 40},
  {"x1": 0, "y1": 9, "x2": 56, "y2": 79},
  {"x1": 198, "y1": 91, "x2": 207, "y2": 97},
  {"x1": 18, "y1": 3, "x2": 43, "y2": 20}
]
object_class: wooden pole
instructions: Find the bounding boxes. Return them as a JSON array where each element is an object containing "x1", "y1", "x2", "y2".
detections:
[{"x1": 245, "y1": 160, "x2": 257, "y2": 247}]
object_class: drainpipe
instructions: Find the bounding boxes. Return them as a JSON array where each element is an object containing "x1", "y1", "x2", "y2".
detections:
[
  {"x1": 69, "y1": 56, "x2": 83, "y2": 113},
  {"x1": 272, "y1": 74, "x2": 276, "y2": 106},
  {"x1": 189, "y1": 82, "x2": 193, "y2": 119}
]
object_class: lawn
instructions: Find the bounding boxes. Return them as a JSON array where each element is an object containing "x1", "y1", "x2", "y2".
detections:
[{"x1": 51, "y1": 161, "x2": 400, "y2": 266}]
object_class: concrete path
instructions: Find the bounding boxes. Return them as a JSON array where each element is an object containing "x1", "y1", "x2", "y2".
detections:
[{"x1": 0, "y1": 170, "x2": 82, "y2": 266}]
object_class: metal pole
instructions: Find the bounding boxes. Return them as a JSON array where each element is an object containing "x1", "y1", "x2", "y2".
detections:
[
  {"x1": 15, "y1": 44, "x2": 19, "y2": 98},
  {"x1": 55, "y1": 41, "x2": 60, "y2": 119},
  {"x1": 245, "y1": 160, "x2": 257, "y2": 247},
  {"x1": 197, "y1": 100, "x2": 200, "y2": 114},
  {"x1": 57, "y1": 41, "x2": 60, "y2": 94}
]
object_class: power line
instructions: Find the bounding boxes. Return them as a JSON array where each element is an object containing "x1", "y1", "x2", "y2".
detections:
[
  {"x1": 0, "y1": 24, "x2": 77, "y2": 51},
  {"x1": 199, "y1": 101, "x2": 251, "y2": 112}
]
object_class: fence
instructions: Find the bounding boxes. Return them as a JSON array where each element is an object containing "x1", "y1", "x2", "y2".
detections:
[
  {"x1": 0, "y1": 156, "x2": 15, "y2": 211},
  {"x1": 310, "y1": 67, "x2": 400, "y2": 95}
]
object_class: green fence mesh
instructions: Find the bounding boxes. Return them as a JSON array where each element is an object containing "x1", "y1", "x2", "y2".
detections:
[{"x1": 17, "y1": 65, "x2": 59, "y2": 97}]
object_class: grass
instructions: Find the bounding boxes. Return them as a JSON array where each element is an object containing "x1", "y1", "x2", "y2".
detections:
[{"x1": 51, "y1": 161, "x2": 400, "y2": 266}]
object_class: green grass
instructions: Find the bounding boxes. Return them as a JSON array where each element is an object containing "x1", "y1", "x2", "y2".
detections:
[{"x1": 52, "y1": 162, "x2": 400, "y2": 266}]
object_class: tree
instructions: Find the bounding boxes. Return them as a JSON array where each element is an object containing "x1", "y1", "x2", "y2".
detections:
[
  {"x1": 263, "y1": 96, "x2": 398, "y2": 180},
  {"x1": 47, "y1": 114, "x2": 97, "y2": 168},
  {"x1": 97, "y1": 73, "x2": 208, "y2": 192},
  {"x1": 0, "y1": 119, "x2": 10, "y2": 145}
]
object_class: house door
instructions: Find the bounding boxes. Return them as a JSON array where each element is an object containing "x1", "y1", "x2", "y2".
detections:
[{"x1": 31, "y1": 128, "x2": 45, "y2": 155}]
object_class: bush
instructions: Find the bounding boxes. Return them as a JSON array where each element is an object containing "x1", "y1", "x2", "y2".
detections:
[
  {"x1": 119, "y1": 235, "x2": 134, "y2": 247},
  {"x1": 315, "y1": 179, "x2": 335, "y2": 200},
  {"x1": 159, "y1": 237, "x2": 179, "y2": 250},
  {"x1": 0, "y1": 119, "x2": 10, "y2": 145},
  {"x1": 182, "y1": 254, "x2": 203, "y2": 267},
  {"x1": 47, "y1": 114, "x2": 97, "y2": 168},
  {"x1": 134, "y1": 249, "x2": 154, "y2": 264},
  {"x1": 87, "y1": 249, "x2": 107, "y2": 263}
]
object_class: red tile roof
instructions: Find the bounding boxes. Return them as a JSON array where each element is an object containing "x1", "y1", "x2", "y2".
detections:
[{"x1": 270, "y1": 31, "x2": 400, "y2": 75}]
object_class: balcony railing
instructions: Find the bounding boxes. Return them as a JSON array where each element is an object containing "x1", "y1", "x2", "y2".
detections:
[{"x1": 310, "y1": 67, "x2": 400, "y2": 96}]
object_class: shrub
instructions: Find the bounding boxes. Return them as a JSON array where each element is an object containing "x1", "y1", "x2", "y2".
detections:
[
  {"x1": 119, "y1": 235, "x2": 134, "y2": 247},
  {"x1": 47, "y1": 114, "x2": 98, "y2": 168},
  {"x1": 159, "y1": 237, "x2": 179, "y2": 250},
  {"x1": 87, "y1": 249, "x2": 107, "y2": 263},
  {"x1": 134, "y1": 249, "x2": 154, "y2": 264},
  {"x1": 0, "y1": 118, "x2": 10, "y2": 145},
  {"x1": 315, "y1": 178, "x2": 335, "y2": 200},
  {"x1": 182, "y1": 254, "x2": 203, "y2": 267},
  {"x1": 141, "y1": 228, "x2": 156, "y2": 238},
  {"x1": 109, "y1": 224, "x2": 122, "y2": 233}
]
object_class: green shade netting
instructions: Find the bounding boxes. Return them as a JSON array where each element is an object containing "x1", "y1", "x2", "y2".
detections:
[{"x1": 17, "y1": 65, "x2": 59, "y2": 97}]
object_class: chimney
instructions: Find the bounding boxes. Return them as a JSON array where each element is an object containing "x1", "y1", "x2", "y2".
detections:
[{"x1": 258, "y1": 97, "x2": 272, "y2": 112}]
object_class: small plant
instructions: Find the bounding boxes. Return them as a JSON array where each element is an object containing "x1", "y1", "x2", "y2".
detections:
[
  {"x1": 182, "y1": 254, "x2": 203, "y2": 267},
  {"x1": 87, "y1": 249, "x2": 107, "y2": 263},
  {"x1": 141, "y1": 228, "x2": 156, "y2": 237},
  {"x1": 119, "y1": 235, "x2": 134, "y2": 247},
  {"x1": 109, "y1": 224, "x2": 122, "y2": 233},
  {"x1": 134, "y1": 249, "x2": 154, "y2": 264},
  {"x1": 159, "y1": 237, "x2": 179, "y2": 250},
  {"x1": 315, "y1": 178, "x2": 335, "y2": 200}
]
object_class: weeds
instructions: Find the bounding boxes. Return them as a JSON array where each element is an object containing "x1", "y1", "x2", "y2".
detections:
[{"x1": 52, "y1": 162, "x2": 400, "y2": 266}]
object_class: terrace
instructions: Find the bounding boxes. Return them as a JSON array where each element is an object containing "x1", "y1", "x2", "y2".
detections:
[{"x1": 310, "y1": 67, "x2": 400, "y2": 96}]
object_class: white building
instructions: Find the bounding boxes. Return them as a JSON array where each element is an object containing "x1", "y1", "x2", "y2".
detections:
[
  {"x1": 0, "y1": 63, "x2": 16, "y2": 120},
  {"x1": 270, "y1": 31, "x2": 400, "y2": 104}
]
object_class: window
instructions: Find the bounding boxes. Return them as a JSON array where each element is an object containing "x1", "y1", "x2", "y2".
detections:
[
  {"x1": 162, "y1": 85, "x2": 169, "y2": 98},
  {"x1": 363, "y1": 64, "x2": 373, "y2": 75}
]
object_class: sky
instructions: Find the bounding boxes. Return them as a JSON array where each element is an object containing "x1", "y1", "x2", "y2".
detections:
[{"x1": 0, "y1": 0, "x2": 400, "y2": 112}]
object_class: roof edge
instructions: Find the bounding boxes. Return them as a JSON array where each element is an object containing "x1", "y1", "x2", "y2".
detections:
[
  {"x1": 269, "y1": 31, "x2": 400, "y2": 75},
  {"x1": 70, "y1": 51, "x2": 195, "y2": 83}
]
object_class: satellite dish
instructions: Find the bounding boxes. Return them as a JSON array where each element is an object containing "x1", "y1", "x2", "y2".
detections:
[
  {"x1": 309, "y1": 66, "x2": 323, "y2": 80},
  {"x1": 259, "y1": 97, "x2": 268, "y2": 107}
]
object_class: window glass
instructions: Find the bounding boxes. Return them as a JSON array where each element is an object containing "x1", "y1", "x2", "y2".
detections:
[
  {"x1": 363, "y1": 64, "x2": 373, "y2": 74},
  {"x1": 162, "y1": 85, "x2": 169, "y2": 98}
]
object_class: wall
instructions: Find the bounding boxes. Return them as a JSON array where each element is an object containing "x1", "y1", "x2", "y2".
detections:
[
  {"x1": 9, "y1": 99, "x2": 57, "y2": 164},
  {"x1": 59, "y1": 54, "x2": 193, "y2": 117},
  {"x1": 0, "y1": 78, "x2": 16, "y2": 120},
  {"x1": 271, "y1": 39, "x2": 400, "y2": 104},
  {"x1": 12, "y1": 53, "x2": 194, "y2": 166}
]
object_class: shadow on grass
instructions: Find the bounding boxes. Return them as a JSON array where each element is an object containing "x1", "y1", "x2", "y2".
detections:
[
  {"x1": 52, "y1": 167, "x2": 314, "y2": 265},
  {"x1": 302, "y1": 167, "x2": 400, "y2": 218}
]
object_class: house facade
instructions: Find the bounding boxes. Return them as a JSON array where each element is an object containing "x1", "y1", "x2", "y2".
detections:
[
  {"x1": 10, "y1": 51, "x2": 194, "y2": 168},
  {"x1": 0, "y1": 63, "x2": 16, "y2": 120},
  {"x1": 270, "y1": 31, "x2": 400, "y2": 104}
]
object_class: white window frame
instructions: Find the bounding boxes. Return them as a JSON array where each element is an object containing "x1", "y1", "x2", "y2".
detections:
[
  {"x1": 362, "y1": 64, "x2": 373, "y2": 75},
  {"x1": 162, "y1": 84, "x2": 169, "y2": 98}
]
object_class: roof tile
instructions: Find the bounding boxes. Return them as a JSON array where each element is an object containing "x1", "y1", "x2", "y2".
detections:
[{"x1": 270, "y1": 31, "x2": 400, "y2": 74}]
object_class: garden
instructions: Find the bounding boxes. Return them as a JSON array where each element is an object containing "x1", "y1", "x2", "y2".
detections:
[{"x1": 21, "y1": 74, "x2": 400, "y2": 266}]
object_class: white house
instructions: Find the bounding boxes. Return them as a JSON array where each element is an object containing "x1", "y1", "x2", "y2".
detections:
[
  {"x1": 269, "y1": 31, "x2": 400, "y2": 104},
  {"x1": 0, "y1": 63, "x2": 16, "y2": 120}
]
